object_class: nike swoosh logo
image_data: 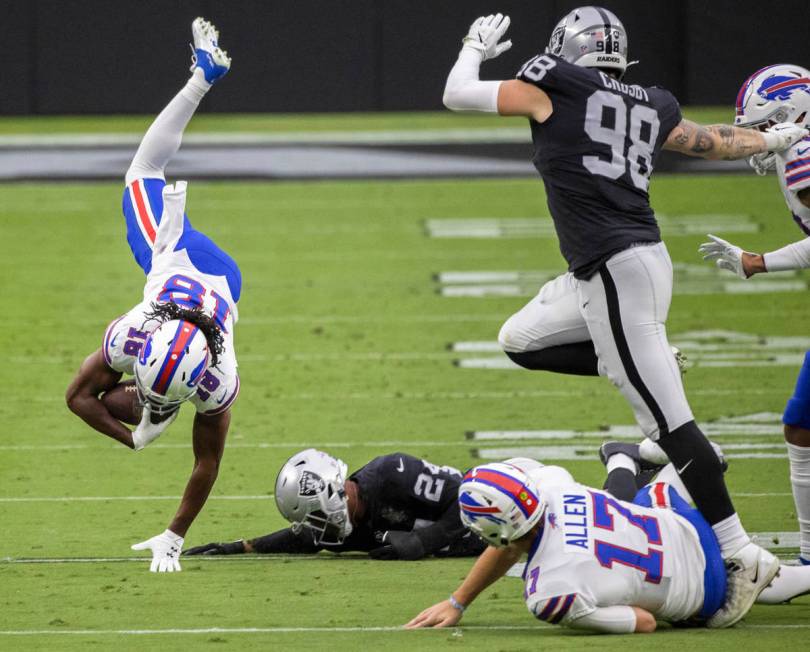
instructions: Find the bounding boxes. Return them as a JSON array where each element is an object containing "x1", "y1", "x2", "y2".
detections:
[
  {"x1": 798, "y1": 148, "x2": 810, "y2": 156},
  {"x1": 751, "y1": 563, "x2": 759, "y2": 584},
  {"x1": 215, "y1": 388, "x2": 228, "y2": 404},
  {"x1": 397, "y1": 457, "x2": 405, "y2": 472},
  {"x1": 676, "y1": 459, "x2": 693, "y2": 475},
  {"x1": 110, "y1": 334, "x2": 119, "y2": 348}
]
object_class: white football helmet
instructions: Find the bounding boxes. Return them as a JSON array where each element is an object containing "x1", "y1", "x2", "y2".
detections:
[
  {"x1": 458, "y1": 462, "x2": 547, "y2": 547},
  {"x1": 735, "y1": 64, "x2": 810, "y2": 130},
  {"x1": 275, "y1": 448, "x2": 353, "y2": 546},
  {"x1": 546, "y1": 6, "x2": 629, "y2": 77},
  {"x1": 134, "y1": 319, "x2": 210, "y2": 415}
]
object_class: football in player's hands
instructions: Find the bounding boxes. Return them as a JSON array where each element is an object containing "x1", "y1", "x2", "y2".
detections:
[{"x1": 101, "y1": 380, "x2": 142, "y2": 425}]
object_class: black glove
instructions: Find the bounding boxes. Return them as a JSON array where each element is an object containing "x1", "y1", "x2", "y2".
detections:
[
  {"x1": 182, "y1": 540, "x2": 245, "y2": 556},
  {"x1": 369, "y1": 531, "x2": 425, "y2": 561}
]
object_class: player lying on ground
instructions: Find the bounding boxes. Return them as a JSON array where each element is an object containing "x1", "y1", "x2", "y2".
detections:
[
  {"x1": 441, "y1": 8, "x2": 809, "y2": 625},
  {"x1": 65, "y1": 18, "x2": 238, "y2": 572},
  {"x1": 183, "y1": 450, "x2": 485, "y2": 560},
  {"x1": 698, "y1": 64, "x2": 810, "y2": 566},
  {"x1": 407, "y1": 460, "x2": 739, "y2": 633},
  {"x1": 599, "y1": 440, "x2": 810, "y2": 604}
]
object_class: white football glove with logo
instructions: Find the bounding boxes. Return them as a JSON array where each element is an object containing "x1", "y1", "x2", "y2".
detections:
[
  {"x1": 762, "y1": 122, "x2": 809, "y2": 152},
  {"x1": 698, "y1": 234, "x2": 747, "y2": 278},
  {"x1": 462, "y1": 13, "x2": 512, "y2": 61},
  {"x1": 132, "y1": 405, "x2": 179, "y2": 451},
  {"x1": 132, "y1": 529, "x2": 184, "y2": 572}
]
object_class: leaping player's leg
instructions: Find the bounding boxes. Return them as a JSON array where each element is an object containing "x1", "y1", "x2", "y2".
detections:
[
  {"x1": 123, "y1": 17, "x2": 230, "y2": 273},
  {"x1": 498, "y1": 273, "x2": 599, "y2": 375},
  {"x1": 782, "y1": 351, "x2": 810, "y2": 565},
  {"x1": 577, "y1": 241, "x2": 778, "y2": 626}
]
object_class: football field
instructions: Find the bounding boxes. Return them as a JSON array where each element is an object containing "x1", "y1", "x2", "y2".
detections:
[{"x1": 2, "y1": 114, "x2": 809, "y2": 649}]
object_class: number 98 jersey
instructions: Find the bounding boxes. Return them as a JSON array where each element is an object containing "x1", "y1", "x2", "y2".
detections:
[
  {"x1": 522, "y1": 482, "x2": 708, "y2": 625},
  {"x1": 517, "y1": 54, "x2": 682, "y2": 280}
]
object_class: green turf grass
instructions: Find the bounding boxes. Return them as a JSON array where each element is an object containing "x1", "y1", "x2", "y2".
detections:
[
  {"x1": 0, "y1": 107, "x2": 731, "y2": 135},
  {"x1": 1, "y1": 174, "x2": 808, "y2": 649}
]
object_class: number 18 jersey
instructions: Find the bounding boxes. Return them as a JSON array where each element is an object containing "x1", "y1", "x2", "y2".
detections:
[
  {"x1": 522, "y1": 482, "x2": 707, "y2": 625},
  {"x1": 517, "y1": 55, "x2": 682, "y2": 279}
]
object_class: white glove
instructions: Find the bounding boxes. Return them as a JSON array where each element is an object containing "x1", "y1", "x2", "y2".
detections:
[
  {"x1": 132, "y1": 404, "x2": 178, "y2": 451},
  {"x1": 462, "y1": 13, "x2": 512, "y2": 61},
  {"x1": 747, "y1": 152, "x2": 776, "y2": 176},
  {"x1": 698, "y1": 234, "x2": 747, "y2": 278},
  {"x1": 131, "y1": 529, "x2": 184, "y2": 572},
  {"x1": 762, "y1": 122, "x2": 809, "y2": 152}
]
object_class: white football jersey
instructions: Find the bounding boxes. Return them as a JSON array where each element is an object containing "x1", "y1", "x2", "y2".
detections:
[
  {"x1": 103, "y1": 184, "x2": 240, "y2": 415},
  {"x1": 522, "y1": 481, "x2": 706, "y2": 625},
  {"x1": 775, "y1": 135, "x2": 810, "y2": 233}
]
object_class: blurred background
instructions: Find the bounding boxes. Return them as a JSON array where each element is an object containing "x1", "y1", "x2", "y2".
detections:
[{"x1": 3, "y1": 0, "x2": 810, "y2": 115}]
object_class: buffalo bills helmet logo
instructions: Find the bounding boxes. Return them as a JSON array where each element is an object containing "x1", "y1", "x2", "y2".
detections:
[
  {"x1": 757, "y1": 75, "x2": 810, "y2": 101},
  {"x1": 298, "y1": 470, "x2": 325, "y2": 497}
]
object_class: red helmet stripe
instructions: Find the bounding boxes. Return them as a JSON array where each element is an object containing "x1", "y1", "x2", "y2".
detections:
[
  {"x1": 151, "y1": 321, "x2": 200, "y2": 396},
  {"x1": 464, "y1": 468, "x2": 540, "y2": 518}
]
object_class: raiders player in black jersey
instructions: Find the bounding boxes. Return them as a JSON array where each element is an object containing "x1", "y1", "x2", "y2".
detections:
[
  {"x1": 441, "y1": 8, "x2": 808, "y2": 628},
  {"x1": 184, "y1": 450, "x2": 485, "y2": 560}
]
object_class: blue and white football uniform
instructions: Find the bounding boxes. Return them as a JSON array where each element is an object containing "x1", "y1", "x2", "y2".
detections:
[
  {"x1": 103, "y1": 178, "x2": 241, "y2": 415},
  {"x1": 521, "y1": 479, "x2": 725, "y2": 626}
]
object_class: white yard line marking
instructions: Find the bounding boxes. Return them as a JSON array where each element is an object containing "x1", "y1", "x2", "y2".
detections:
[
  {"x1": 0, "y1": 624, "x2": 805, "y2": 635},
  {"x1": 474, "y1": 445, "x2": 788, "y2": 461},
  {"x1": 0, "y1": 495, "x2": 273, "y2": 503},
  {"x1": 425, "y1": 216, "x2": 758, "y2": 239}
]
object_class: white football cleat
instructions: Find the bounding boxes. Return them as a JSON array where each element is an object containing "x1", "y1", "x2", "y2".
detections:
[
  {"x1": 189, "y1": 17, "x2": 231, "y2": 84},
  {"x1": 708, "y1": 542, "x2": 780, "y2": 628}
]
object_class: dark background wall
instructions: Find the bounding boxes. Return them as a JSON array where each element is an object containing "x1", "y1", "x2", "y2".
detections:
[{"x1": 2, "y1": 0, "x2": 809, "y2": 115}]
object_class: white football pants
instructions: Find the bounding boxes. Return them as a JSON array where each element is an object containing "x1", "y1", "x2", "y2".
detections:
[{"x1": 499, "y1": 242, "x2": 693, "y2": 439}]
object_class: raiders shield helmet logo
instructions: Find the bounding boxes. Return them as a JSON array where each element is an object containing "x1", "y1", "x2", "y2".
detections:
[{"x1": 298, "y1": 470, "x2": 326, "y2": 496}]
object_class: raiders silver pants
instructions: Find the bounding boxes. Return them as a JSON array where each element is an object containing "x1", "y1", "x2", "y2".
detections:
[{"x1": 499, "y1": 242, "x2": 692, "y2": 439}]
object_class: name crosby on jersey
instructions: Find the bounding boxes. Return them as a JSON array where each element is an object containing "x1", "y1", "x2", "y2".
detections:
[
  {"x1": 561, "y1": 493, "x2": 590, "y2": 550},
  {"x1": 598, "y1": 71, "x2": 649, "y2": 102}
]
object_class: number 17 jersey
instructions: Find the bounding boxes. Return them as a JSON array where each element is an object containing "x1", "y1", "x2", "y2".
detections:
[{"x1": 517, "y1": 55, "x2": 682, "y2": 280}]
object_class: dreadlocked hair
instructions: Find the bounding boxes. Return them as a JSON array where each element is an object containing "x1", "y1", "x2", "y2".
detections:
[{"x1": 142, "y1": 302, "x2": 225, "y2": 367}]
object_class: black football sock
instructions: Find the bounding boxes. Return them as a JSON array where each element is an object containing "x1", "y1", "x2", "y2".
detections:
[
  {"x1": 505, "y1": 342, "x2": 599, "y2": 376},
  {"x1": 655, "y1": 420, "x2": 735, "y2": 525},
  {"x1": 603, "y1": 468, "x2": 638, "y2": 502}
]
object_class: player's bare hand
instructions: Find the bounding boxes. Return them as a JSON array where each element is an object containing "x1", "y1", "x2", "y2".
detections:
[
  {"x1": 404, "y1": 600, "x2": 463, "y2": 629},
  {"x1": 762, "y1": 122, "x2": 809, "y2": 152},
  {"x1": 462, "y1": 13, "x2": 512, "y2": 61}
]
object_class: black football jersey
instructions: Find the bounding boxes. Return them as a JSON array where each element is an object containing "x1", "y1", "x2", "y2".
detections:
[
  {"x1": 250, "y1": 453, "x2": 470, "y2": 555},
  {"x1": 516, "y1": 54, "x2": 682, "y2": 279}
]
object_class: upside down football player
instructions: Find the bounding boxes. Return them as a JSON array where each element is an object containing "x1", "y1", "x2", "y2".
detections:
[
  {"x1": 65, "y1": 18, "x2": 237, "y2": 572},
  {"x1": 184, "y1": 450, "x2": 485, "y2": 560},
  {"x1": 406, "y1": 458, "x2": 809, "y2": 634},
  {"x1": 698, "y1": 64, "x2": 810, "y2": 567},
  {"x1": 440, "y1": 7, "x2": 809, "y2": 626}
]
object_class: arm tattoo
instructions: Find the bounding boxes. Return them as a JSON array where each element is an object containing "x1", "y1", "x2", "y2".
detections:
[
  {"x1": 691, "y1": 126, "x2": 715, "y2": 154},
  {"x1": 707, "y1": 124, "x2": 760, "y2": 160}
]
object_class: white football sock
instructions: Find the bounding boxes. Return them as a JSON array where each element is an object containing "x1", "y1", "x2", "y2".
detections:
[
  {"x1": 125, "y1": 69, "x2": 211, "y2": 184},
  {"x1": 756, "y1": 563, "x2": 810, "y2": 604},
  {"x1": 606, "y1": 452, "x2": 636, "y2": 474},
  {"x1": 787, "y1": 442, "x2": 810, "y2": 561},
  {"x1": 712, "y1": 513, "x2": 750, "y2": 559}
]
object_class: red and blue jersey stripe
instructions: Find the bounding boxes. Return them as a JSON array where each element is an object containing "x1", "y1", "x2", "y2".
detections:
[{"x1": 535, "y1": 593, "x2": 577, "y2": 624}]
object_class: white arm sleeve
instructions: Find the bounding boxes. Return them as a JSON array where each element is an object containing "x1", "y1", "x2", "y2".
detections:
[
  {"x1": 763, "y1": 237, "x2": 810, "y2": 271},
  {"x1": 442, "y1": 47, "x2": 502, "y2": 113},
  {"x1": 567, "y1": 606, "x2": 637, "y2": 634}
]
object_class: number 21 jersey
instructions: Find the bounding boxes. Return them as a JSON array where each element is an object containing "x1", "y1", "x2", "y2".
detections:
[{"x1": 517, "y1": 55, "x2": 682, "y2": 280}]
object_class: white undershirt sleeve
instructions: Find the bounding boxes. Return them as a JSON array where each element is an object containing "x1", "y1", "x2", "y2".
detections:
[
  {"x1": 442, "y1": 47, "x2": 502, "y2": 113},
  {"x1": 763, "y1": 237, "x2": 810, "y2": 271},
  {"x1": 567, "y1": 606, "x2": 637, "y2": 634}
]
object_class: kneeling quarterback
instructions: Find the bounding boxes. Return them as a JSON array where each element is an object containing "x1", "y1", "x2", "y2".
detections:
[{"x1": 65, "y1": 18, "x2": 239, "y2": 572}]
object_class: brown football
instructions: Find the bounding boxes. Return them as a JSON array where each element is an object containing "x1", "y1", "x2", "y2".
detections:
[{"x1": 101, "y1": 380, "x2": 143, "y2": 425}]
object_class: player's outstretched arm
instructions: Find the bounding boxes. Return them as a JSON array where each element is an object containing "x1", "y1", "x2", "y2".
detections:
[
  {"x1": 404, "y1": 545, "x2": 522, "y2": 628},
  {"x1": 700, "y1": 231, "x2": 810, "y2": 277},
  {"x1": 664, "y1": 119, "x2": 808, "y2": 160},
  {"x1": 167, "y1": 409, "x2": 230, "y2": 537},
  {"x1": 65, "y1": 349, "x2": 134, "y2": 448}
]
